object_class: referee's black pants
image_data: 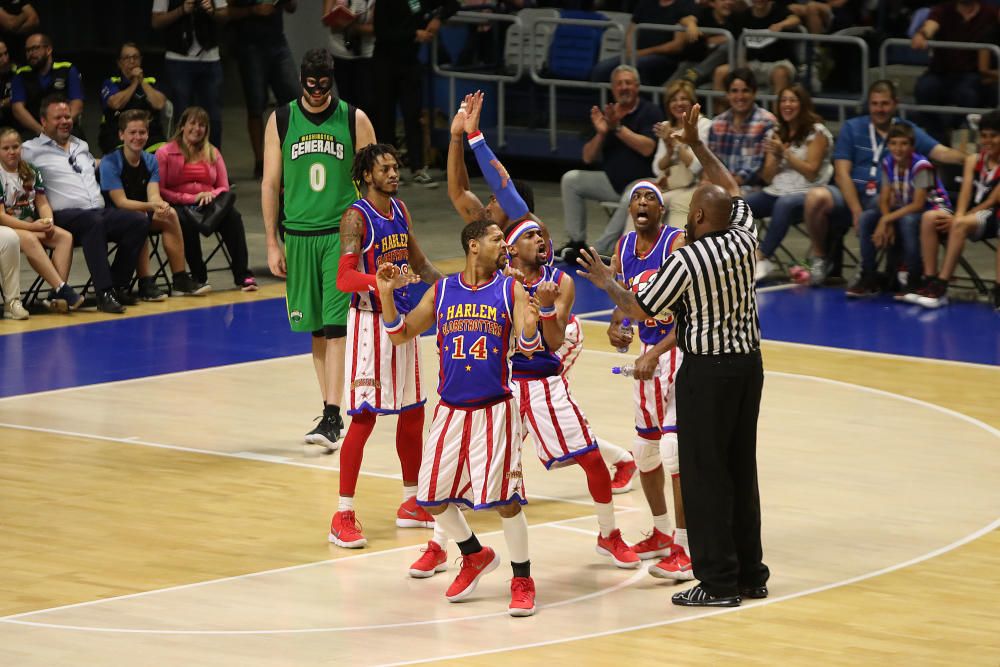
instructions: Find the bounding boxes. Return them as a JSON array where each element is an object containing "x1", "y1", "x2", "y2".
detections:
[{"x1": 676, "y1": 350, "x2": 769, "y2": 598}]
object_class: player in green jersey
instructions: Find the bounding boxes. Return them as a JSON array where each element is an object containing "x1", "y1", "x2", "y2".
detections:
[{"x1": 261, "y1": 48, "x2": 375, "y2": 451}]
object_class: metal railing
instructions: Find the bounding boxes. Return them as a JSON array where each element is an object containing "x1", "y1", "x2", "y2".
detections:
[
  {"x1": 528, "y1": 16, "x2": 623, "y2": 151},
  {"x1": 879, "y1": 38, "x2": 1000, "y2": 117},
  {"x1": 431, "y1": 11, "x2": 522, "y2": 148},
  {"x1": 738, "y1": 29, "x2": 870, "y2": 122}
]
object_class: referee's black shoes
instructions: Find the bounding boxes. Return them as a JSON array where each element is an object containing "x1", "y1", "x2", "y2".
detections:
[
  {"x1": 741, "y1": 585, "x2": 769, "y2": 599},
  {"x1": 671, "y1": 584, "x2": 741, "y2": 607}
]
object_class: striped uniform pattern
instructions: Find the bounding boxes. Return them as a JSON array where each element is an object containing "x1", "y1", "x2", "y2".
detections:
[
  {"x1": 344, "y1": 308, "x2": 425, "y2": 416},
  {"x1": 556, "y1": 315, "x2": 583, "y2": 376},
  {"x1": 517, "y1": 374, "x2": 597, "y2": 469},
  {"x1": 417, "y1": 398, "x2": 525, "y2": 510},
  {"x1": 635, "y1": 198, "x2": 760, "y2": 355},
  {"x1": 633, "y1": 342, "x2": 683, "y2": 437}
]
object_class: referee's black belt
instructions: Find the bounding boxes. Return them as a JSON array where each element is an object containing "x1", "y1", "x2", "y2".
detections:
[
  {"x1": 284, "y1": 226, "x2": 340, "y2": 237},
  {"x1": 682, "y1": 349, "x2": 761, "y2": 361}
]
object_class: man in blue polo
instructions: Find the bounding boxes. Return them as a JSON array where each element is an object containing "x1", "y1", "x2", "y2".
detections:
[
  {"x1": 11, "y1": 32, "x2": 83, "y2": 139},
  {"x1": 801, "y1": 80, "x2": 964, "y2": 285}
]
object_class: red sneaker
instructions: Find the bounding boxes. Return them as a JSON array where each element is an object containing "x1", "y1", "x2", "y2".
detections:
[
  {"x1": 649, "y1": 544, "x2": 694, "y2": 581},
  {"x1": 396, "y1": 496, "x2": 435, "y2": 528},
  {"x1": 409, "y1": 540, "x2": 448, "y2": 578},
  {"x1": 328, "y1": 510, "x2": 367, "y2": 548},
  {"x1": 509, "y1": 576, "x2": 536, "y2": 617},
  {"x1": 445, "y1": 546, "x2": 499, "y2": 601},
  {"x1": 611, "y1": 459, "x2": 637, "y2": 494},
  {"x1": 595, "y1": 528, "x2": 641, "y2": 569},
  {"x1": 631, "y1": 527, "x2": 674, "y2": 560}
]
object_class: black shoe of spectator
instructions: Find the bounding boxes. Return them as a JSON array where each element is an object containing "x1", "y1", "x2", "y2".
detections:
[
  {"x1": 672, "y1": 584, "x2": 741, "y2": 607},
  {"x1": 845, "y1": 273, "x2": 878, "y2": 299},
  {"x1": 114, "y1": 288, "x2": 140, "y2": 307},
  {"x1": 740, "y1": 585, "x2": 768, "y2": 599},
  {"x1": 96, "y1": 289, "x2": 126, "y2": 314},
  {"x1": 993, "y1": 284, "x2": 1000, "y2": 312},
  {"x1": 138, "y1": 278, "x2": 167, "y2": 302},
  {"x1": 172, "y1": 272, "x2": 211, "y2": 296}
]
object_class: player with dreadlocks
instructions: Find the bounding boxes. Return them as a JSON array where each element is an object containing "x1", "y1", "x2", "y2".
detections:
[{"x1": 326, "y1": 142, "x2": 446, "y2": 549}]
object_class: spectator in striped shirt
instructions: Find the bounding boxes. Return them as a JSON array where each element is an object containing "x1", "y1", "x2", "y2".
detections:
[
  {"x1": 707, "y1": 67, "x2": 776, "y2": 190},
  {"x1": 577, "y1": 103, "x2": 768, "y2": 608}
]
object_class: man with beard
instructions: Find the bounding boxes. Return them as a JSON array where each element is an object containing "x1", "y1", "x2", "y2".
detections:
[
  {"x1": 262, "y1": 48, "x2": 375, "y2": 451},
  {"x1": 376, "y1": 218, "x2": 541, "y2": 617},
  {"x1": 11, "y1": 33, "x2": 83, "y2": 139},
  {"x1": 578, "y1": 104, "x2": 769, "y2": 608},
  {"x1": 607, "y1": 181, "x2": 692, "y2": 580},
  {"x1": 327, "y1": 143, "x2": 444, "y2": 548}
]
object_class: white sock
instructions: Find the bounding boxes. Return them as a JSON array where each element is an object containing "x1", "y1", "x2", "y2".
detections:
[
  {"x1": 596, "y1": 438, "x2": 632, "y2": 465},
  {"x1": 652, "y1": 513, "x2": 673, "y2": 536},
  {"x1": 432, "y1": 521, "x2": 448, "y2": 548},
  {"x1": 595, "y1": 501, "x2": 615, "y2": 538},
  {"x1": 434, "y1": 504, "x2": 472, "y2": 543},
  {"x1": 338, "y1": 496, "x2": 354, "y2": 512},
  {"x1": 502, "y1": 511, "x2": 530, "y2": 563},
  {"x1": 402, "y1": 485, "x2": 417, "y2": 502},
  {"x1": 674, "y1": 528, "x2": 688, "y2": 550}
]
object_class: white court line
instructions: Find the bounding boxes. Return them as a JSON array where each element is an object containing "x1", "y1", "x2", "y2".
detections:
[
  {"x1": 0, "y1": 516, "x2": 645, "y2": 634},
  {"x1": 0, "y1": 421, "x2": 599, "y2": 508},
  {"x1": 382, "y1": 517, "x2": 1000, "y2": 667}
]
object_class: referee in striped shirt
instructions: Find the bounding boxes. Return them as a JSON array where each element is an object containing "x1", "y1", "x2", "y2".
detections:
[{"x1": 577, "y1": 104, "x2": 768, "y2": 608}]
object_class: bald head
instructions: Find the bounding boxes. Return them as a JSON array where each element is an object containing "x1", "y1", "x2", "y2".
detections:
[{"x1": 686, "y1": 183, "x2": 733, "y2": 241}]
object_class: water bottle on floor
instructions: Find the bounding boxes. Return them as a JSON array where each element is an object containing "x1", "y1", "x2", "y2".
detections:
[{"x1": 611, "y1": 365, "x2": 636, "y2": 377}]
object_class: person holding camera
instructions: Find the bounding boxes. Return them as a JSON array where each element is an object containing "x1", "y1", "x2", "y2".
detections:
[
  {"x1": 227, "y1": 0, "x2": 299, "y2": 179},
  {"x1": 151, "y1": 0, "x2": 228, "y2": 148},
  {"x1": 323, "y1": 0, "x2": 375, "y2": 117}
]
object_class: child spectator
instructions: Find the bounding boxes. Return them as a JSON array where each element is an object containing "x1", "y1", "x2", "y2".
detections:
[
  {"x1": 100, "y1": 110, "x2": 208, "y2": 300},
  {"x1": 848, "y1": 122, "x2": 951, "y2": 298},
  {"x1": 0, "y1": 125, "x2": 82, "y2": 314},
  {"x1": 911, "y1": 110, "x2": 1000, "y2": 309}
]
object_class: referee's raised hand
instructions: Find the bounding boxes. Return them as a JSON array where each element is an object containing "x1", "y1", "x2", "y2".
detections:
[
  {"x1": 575, "y1": 247, "x2": 615, "y2": 289},
  {"x1": 672, "y1": 103, "x2": 702, "y2": 147}
]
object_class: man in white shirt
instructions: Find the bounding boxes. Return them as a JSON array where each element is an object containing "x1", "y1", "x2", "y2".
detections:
[
  {"x1": 22, "y1": 95, "x2": 149, "y2": 313},
  {"x1": 151, "y1": 0, "x2": 228, "y2": 147}
]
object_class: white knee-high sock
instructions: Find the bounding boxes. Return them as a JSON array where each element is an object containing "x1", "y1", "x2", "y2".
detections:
[
  {"x1": 432, "y1": 520, "x2": 449, "y2": 547},
  {"x1": 434, "y1": 504, "x2": 472, "y2": 544},
  {"x1": 502, "y1": 511, "x2": 530, "y2": 563}
]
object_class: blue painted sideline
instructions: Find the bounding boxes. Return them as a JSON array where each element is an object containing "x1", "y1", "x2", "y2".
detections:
[{"x1": 1, "y1": 274, "x2": 996, "y2": 399}]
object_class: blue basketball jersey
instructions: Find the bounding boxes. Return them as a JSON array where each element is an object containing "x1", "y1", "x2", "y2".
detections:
[
  {"x1": 618, "y1": 226, "x2": 683, "y2": 345},
  {"x1": 434, "y1": 273, "x2": 516, "y2": 407},
  {"x1": 350, "y1": 197, "x2": 412, "y2": 314},
  {"x1": 511, "y1": 264, "x2": 564, "y2": 379}
]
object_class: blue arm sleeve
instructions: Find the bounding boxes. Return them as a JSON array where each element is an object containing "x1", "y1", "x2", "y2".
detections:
[{"x1": 467, "y1": 131, "x2": 529, "y2": 221}]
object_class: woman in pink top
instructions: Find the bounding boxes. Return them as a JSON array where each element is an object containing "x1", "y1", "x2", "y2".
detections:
[{"x1": 156, "y1": 107, "x2": 257, "y2": 291}]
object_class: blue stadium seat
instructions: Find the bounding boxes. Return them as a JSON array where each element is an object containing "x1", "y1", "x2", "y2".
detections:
[{"x1": 545, "y1": 10, "x2": 605, "y2": 81}]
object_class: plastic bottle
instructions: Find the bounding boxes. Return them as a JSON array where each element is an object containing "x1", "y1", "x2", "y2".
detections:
[
  {"x1": 615, "y1": 319, "x2": 633, "y2": 354},
  {"x1": 611, "y1": 364, "x2": 635, "y2": 377}
]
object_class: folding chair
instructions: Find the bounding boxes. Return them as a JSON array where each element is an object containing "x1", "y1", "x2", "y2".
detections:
[{"x1": 203, "y1": 232, "x2": 233, "y2": 277}]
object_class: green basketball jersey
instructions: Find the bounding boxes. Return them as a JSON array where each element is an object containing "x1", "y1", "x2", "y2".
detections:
[{"x1": 280, "y1": 99, "x2": 357, "y2": 231}]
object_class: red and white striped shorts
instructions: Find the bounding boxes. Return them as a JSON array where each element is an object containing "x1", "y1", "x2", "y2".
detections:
[
  {"x1": 344, "y1": 308, "x2": 426, "y2": 416},
  {"x1": 418, "y1": 397, "x2": 526, "y2": 510},
  {"x1": 516, "y1": 374, "x2": 597, "y2": 469},
  {"x1": 634, "y1": 343, "x2": 683, "y2": 437}
]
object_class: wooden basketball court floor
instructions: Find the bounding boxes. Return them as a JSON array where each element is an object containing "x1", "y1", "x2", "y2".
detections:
[{"x1": 1, "y1": 288, "x2": 998, "y2": 666}]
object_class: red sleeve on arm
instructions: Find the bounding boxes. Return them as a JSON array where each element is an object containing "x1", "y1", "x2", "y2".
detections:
[{"x1": 337, "y1": 252, "x2": 378, "y2": 292}]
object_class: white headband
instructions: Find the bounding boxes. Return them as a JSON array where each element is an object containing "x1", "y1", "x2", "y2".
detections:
[{"x1": 628, "y1": 180, "x2": 664, "y2": 206}]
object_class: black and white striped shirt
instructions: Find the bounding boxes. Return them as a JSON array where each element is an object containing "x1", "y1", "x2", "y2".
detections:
[{"x1": 635, "y1": 198, "x2": 760, "y2": 355}]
